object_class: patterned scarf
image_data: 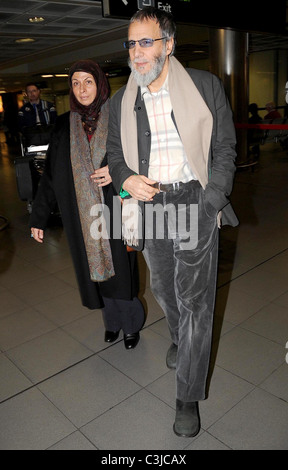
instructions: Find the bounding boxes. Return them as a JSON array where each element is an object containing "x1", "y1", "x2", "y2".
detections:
[{"x1": 70, "y1": 99, "x2": 114, "y2": 281}]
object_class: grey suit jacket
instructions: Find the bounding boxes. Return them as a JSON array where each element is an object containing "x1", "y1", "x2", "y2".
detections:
[{"x1": 107, "y1": 67, "x2": 239, "y2": 235}]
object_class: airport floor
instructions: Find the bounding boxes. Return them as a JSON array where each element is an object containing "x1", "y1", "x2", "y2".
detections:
[{"x1": 0, "y1": 133, "x2": 288, "y2": 450}]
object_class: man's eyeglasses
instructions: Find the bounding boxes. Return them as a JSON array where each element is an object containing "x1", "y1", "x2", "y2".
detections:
[{"x1": 123, "y1": 37, "x2": 168, "y2": 49}]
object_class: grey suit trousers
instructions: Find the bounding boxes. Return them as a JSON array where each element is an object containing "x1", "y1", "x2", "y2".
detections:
[{"x1": 143, "y1": 180, "x2": 219, "y2": 402}]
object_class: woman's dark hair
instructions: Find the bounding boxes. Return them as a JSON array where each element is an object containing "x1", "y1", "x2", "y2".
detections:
[{"x1": 130, "y1": 7, "x2": 176, "y2": 55}]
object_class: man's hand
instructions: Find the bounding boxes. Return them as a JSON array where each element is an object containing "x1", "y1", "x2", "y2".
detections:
[
  {"x1": 31, "y1": 228, "x2": 44, "y2": 243},
  {"x1": 122, "y1": 175, "x2": 159, "y2": 201}
]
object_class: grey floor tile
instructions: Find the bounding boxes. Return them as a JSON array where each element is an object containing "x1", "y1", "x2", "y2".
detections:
[
  {"x1": 32, "y1": 250, "x2": 73, "y2": 274},
  {"x1": 185, "y1": 432, "x2": 230, "y2": 450},
  {"x1": 208, "y1": 388, "x2": 288, "y2": 450},
  {"x1": 258, "y1": 250, "x2": 288, "y2": 277},
  {"x1": 200, "y1": 366, "x2": 255, "y2": 428},
  {"x1": 260, "y1": 363, "x2": 288, "y2": 402},
  {"x1": 81, "y1": 389, "x2": 189, "y2": 450},
  {"x1": 61, "y1": 310, "x2": 111, "y2": 352},
  {"x1": 0, "y1": 354, "x2": 32, "y2": 401},
  {"x1": 147, "y1": 317, "x2": 171, "y2": 340},
  {"x1": 146, "y1": 369, "x2": 176, "y2": 408},
  {"x1": 273, "y1": 290, "x2": 288, "y2": 309},
  {"x1": 240, "y1": 302, "x2": 288, "y2": 345},
  {"x1": 0, "y1": 388, "x2": 76, "y2": 450},
  {"x1": 11, "y1": 237, "x2": 61, "y2": 262},
  {"x1": 6, "y1": 328, "x2": 93, "y2": 383},
  {"x1": 38, "y1": 355, "x2": 140, "y2": 427},
  {"x1": 231, "y1": 264, "x2": 288, "y2": 303},
  {"x1": 211, "y1": 317, "x2": 235, "y2": 344},
  {"x1": 98, "y1": 329, "x2": 171, "y2": 387},
  {"x1": 48, "y1": 431, "x2": 97, "y2": 450},
  {"x1": 34, "y1": 289, "x2": 91, "y2": 326},
  {"x1": 215, "y1": 327, "x2": 284, "y2": 385},
  {"x1": 0, "y1": 307, "x2": 56, "y2": 351},
  {"x1": 0, "y1": 255, "x2": 47, "y2": 289},
  {"x1": 214, "y1": 283, "x2": 269, "y2": 325},
  {"x1": 12, "y1": 273, "x2": 73, "y2": 306},
  {"x1": 54, "y1": 266, "x2": 79, "y2": 289},
  {"x1": 0, "y1": 289, "x2": 27, "y2": 319}
]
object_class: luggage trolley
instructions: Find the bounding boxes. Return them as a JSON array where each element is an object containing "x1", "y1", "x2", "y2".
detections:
[{"x1": 14, "y1": 125, "x2": 52, "y2": 213}]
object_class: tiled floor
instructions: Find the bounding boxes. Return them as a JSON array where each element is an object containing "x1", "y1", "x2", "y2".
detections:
[{"x1": 0, "y1": 133, "x2": 288, "y2": 450}]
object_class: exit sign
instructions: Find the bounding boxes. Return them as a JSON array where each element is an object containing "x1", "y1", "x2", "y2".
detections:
[{"x1": 102, "y1": 0, "x2": 286, "y2": 35}]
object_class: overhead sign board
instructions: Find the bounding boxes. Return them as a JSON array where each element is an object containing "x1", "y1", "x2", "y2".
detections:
[{"x1": 102, "y1": 0, "x2": 287, "y2": 35}]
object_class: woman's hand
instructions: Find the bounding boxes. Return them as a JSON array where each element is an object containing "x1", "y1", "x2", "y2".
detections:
[
  {"x1": 90, "y1": 164, "x2": 112, "y2": 187},
  {"x1": 31, "y1": 227, "x2": 44, "y2": 243}
]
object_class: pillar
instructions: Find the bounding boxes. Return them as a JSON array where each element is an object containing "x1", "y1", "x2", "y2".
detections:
[{"x1": 209, "y1": 28, "x2": 249, "y2": 164}]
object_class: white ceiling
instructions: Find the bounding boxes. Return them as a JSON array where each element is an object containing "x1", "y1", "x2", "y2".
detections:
[
  {"x1": 0, "y1": 0, "x2": 288, "y2": 93},
  {"x1": 0, "y1": 0, "x2": 131, "y2": 91}
]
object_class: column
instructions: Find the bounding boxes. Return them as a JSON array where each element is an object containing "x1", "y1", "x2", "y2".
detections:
[{"x1": 209, "y1": 28, "x2": 249, "y2": 164}]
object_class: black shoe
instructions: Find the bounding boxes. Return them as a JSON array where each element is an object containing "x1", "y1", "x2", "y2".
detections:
[
  {"x1": 104, "y1": 330, "x2": 120, "y2": 343},
  {"x1": 166, "y1": 343, "x2": 178, "y2": 369},
  {"x1": 173, "y1": 399, "x2": 200, "y2": 438},
  {"x1": 124, "y1": 332, "x2": 140, "y2": 349}
]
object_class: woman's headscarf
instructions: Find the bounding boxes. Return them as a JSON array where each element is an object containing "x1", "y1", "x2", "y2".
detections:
[{"x1": 69, "y1": 59, "x2": 110, "y2": 134}]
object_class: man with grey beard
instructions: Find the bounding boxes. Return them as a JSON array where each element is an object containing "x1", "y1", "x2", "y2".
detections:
[{"x1": 107, "y1": 7, "x2": 238, "y2": 438}]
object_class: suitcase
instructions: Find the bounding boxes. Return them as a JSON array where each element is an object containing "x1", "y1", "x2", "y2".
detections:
[{"x1": 14, "y1": 155, "x2": 34, "y2": 201}]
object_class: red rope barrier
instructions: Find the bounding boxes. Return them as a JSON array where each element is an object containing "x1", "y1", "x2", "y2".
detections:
[{"x1": 235, "y1": 123, "x2": 288, "y2": 130}]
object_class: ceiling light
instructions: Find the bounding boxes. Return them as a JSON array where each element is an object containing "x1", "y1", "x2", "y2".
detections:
[
  {"x1": 55, "y1": 74, "x2": 69, "y2": 77},
  {"x1": 15, "y1": 38, "x2": 35, "y2": 43},
  {"x1": 29, "y1": 16, "x2": 45, "y2": 23},
  {"x1": 41, "y1": 74, "x2": 54, "y2": 78}
]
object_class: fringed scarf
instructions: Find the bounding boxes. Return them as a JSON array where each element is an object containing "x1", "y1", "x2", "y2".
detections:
[
  {"x1": 120, "y1": 56, "x2": 213, "y2": 246},
  {"x1": 70, "y1": 101, "x2": 114, "y2": 281},
  {"x1": 69, "y1": 59, "x2": 114, "y2": 281}
]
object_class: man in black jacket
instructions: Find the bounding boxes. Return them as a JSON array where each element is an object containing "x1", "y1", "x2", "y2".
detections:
[
  {"x1": 18, "y1": 82, "x2": 57, "y2": 131},
  {"x1": 107, "y1": 7, "x2": 238, "y2": 438}
]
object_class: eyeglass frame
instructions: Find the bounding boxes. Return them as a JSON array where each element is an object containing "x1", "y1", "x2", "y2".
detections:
[{"x1": 123, "y1": 37, "x2": 168, "y2": 50}]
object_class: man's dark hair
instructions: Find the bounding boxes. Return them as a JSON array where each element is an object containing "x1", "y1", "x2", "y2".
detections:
[
  {"x1": 130, "y1": 7, "x2": 176, "y2": 55},
  {"x1": 25, "y1": 82, "x2": 40, "y2": 92}
]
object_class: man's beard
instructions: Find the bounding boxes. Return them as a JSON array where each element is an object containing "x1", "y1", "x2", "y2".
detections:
[{"x1": 128, "y1": 47, "x2": 167, "y2": 87}]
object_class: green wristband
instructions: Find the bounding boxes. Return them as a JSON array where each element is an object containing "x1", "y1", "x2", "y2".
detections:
[{"x1": 119, "y1": 187, "x2": 130, "y2": 198}]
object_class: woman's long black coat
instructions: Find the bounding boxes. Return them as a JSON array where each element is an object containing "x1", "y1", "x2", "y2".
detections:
[{"x1": 29, "y1": 112, "x2": 139, "y2": 309}]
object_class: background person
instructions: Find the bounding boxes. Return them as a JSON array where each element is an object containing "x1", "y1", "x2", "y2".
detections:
[
  {"x1": 248, "y1": 103, "x2": 263, "y2": 160},
  {"x1": 264, "y1": 101, "x2": 281, "y2": 120},
  {"x1": 18, "y1": 82, "x2": 57, "y2": 131},
  {"x1": 30, "y1": 60, "x2": 145, "y2": 350}
]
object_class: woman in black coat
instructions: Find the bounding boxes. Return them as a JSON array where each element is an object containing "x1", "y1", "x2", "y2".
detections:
[{"x1": 30, "y1": 60, "x2": 145, "y2": 349}]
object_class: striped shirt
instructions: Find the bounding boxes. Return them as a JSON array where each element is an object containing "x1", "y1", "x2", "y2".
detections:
[{"x1": 142, "y1": 77, "x2": 196, "y2": 184}]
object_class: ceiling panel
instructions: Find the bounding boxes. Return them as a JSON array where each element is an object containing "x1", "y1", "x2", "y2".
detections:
[{"x1": 0, "y1": 0, "x2": 287, "y2": 93}]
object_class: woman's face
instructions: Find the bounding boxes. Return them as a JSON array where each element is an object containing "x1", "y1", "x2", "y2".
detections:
[{"x1": 71, "y1": 71, "x2": 97, "y2": 106}]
